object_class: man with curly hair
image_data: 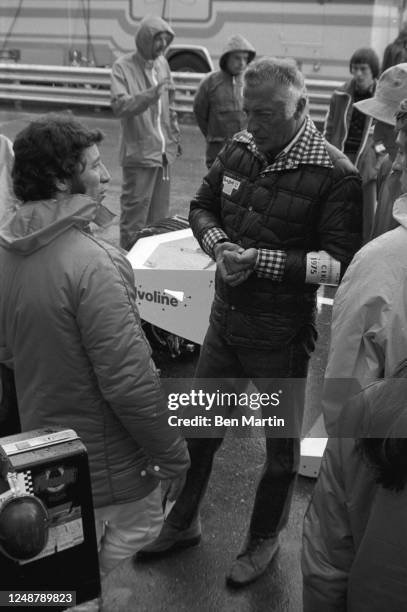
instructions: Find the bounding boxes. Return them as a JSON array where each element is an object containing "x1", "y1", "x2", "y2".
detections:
[{"x1": 0, "y1": 113, "x2": 189, "y2": 578}]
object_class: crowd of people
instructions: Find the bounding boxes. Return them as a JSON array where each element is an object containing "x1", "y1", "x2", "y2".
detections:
[{"x1": 1, "y1": 12, "x2": 407, "y2": 612}]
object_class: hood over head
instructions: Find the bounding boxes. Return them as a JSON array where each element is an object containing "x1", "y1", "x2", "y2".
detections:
[
  {"x1": 219, "y1": 34, "x2": 256, "y2": 72},
  {"x1": 0, "y1": 194, "x2": 115, "y2": 255},
  {"x1": 135, "y1": 14, "x2": 175, "y2": 61}
]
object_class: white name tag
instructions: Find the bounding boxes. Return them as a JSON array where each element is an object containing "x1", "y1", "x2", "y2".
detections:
[
  {"x1": 305, "y1": 250, "x2": 341, "y2": 285},
  {"x1": 222, "y1": 175, "x2": 241, "y2": 195}
]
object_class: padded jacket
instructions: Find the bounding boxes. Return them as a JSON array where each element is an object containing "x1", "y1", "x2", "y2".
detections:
[
  {"x1": 189, "y1": 128, "x2": 362, "y2": 349},
  {"x1": 0, "y1": 195, "x2": 189, "y2": 508},
  {"x1": 193, "y1": 34, "x2": 256, "y2": 165},
  {"x1": 190, "y1": 130, "x2": 362, "y2": 305},
  {"x1": 303, "y1": 372, "x2": 407, "y2": 612}
]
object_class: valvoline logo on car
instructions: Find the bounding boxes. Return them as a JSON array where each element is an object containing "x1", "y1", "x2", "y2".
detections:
[{"x1": 136, "y1": 288, "x2": 180, "y2": 307}]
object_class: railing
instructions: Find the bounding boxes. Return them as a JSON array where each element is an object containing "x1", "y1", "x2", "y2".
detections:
[{"x1": 0, "y1": 63, "x2": 342, "y2": 125}]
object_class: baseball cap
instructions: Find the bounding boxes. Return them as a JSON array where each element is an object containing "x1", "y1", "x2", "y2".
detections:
[{"x1": 353, "y1": 63, "x2": 407, "y2": 125}]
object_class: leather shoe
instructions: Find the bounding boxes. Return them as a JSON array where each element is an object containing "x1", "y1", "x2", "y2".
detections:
[
  {"x1": 226, "y1": 536, "x2": 279, "y2": 588},
  {"x1": 134, "y1": 519, "x2": 201, "y2": 561}
]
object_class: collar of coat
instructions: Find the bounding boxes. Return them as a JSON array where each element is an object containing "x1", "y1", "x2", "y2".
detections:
[
  {"x1": 0, "y1": 194, "x2": 115, "y2": 255},
  {"x1": 234, "y1": 116, "x2": 333, "y2": 172}
]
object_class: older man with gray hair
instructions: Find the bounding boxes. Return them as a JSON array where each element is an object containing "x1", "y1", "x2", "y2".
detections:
[{"x1": 136, "y1": 57, "x2": 362, "y2": 587}]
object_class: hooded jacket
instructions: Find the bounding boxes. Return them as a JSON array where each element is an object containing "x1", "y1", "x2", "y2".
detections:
[
  {"x1": 303, "y1": 370, "x2": 407, "y2": 612},
  {"x1": 0, "y1": 195, "x2": 189, "y2": 508},
  {"x1": 193, "y1": 35, "x2": 255, "y2": 164},
  {"x1": 323, "y1": 79, "x2": 380, "y2": 184},
  {"x1": 323, "y1": 192, "x2": 407, "y2": 434},
  {"x1": 111, "y1": 15, "x2": 180, "y2": 167}
]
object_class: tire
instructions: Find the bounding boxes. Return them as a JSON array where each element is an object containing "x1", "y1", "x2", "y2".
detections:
[{"x1": 169, "y1": 53, "x2": 210, "y2": 73}]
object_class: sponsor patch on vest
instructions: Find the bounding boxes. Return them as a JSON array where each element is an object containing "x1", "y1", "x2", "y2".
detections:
[{"x1": 222, "y1": 175, "x2": 241, "y2": 195}]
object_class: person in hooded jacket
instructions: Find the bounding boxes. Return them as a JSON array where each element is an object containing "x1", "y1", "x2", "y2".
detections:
[
  {"x1": 302, "y1": 358, "x2": 407, "y2": 612},
  {"x1": 193, "y1": 34, "x2": 256, "y2": 169},
  {"x1": 110, "y1": 15, "x2": 181, "y2": 250},
  {"x1": 0, "y1": 113, "x2": 190, "y2": 577},
  {"x1": 324, "y1": 47, "x2": 382, "y2": 242},
  {"x1": 322, "y1": 100, "x2": 407, "y2": 434}
]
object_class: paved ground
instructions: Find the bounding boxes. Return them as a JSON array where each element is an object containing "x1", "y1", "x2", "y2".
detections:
[{"x1": 0, "y1": 106, "x2": 334, "y2": 612}]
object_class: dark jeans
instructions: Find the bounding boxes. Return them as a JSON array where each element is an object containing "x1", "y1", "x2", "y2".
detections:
[{"x1": 167, "y1": 316, "x2": 316, "y2": 539}]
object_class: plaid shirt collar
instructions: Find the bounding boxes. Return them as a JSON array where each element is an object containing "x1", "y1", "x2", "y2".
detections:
[{"x1": 234, "y1": 116, "x2": 333, "y2": 172}]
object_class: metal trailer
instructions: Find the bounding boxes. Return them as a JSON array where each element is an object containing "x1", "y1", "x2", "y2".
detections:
[{"x1": 0, "y1": 0, "x2": 406, "y2": 79}]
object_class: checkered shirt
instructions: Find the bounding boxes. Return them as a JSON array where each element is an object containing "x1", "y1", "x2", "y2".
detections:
[
  {"x1": 201, "y1": 227, "x2": 229, "y2": 258},
  {"x1": 256, "y1": 248, "x2": 286, "y2": 281},
  {"x1": 201, "y1": 227, "x2": 286, "y2": 281},
  {"x1": 234, "y1": 115, "x2": 333, "y2": 172}
]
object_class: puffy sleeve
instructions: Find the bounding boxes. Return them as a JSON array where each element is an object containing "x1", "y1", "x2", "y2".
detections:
[
  {"x1": 284, "y1": 165, "x2": 363, "y2": 284},
  {"x1": 302, "y1": 437, "x2": 355, "y2": 612},
  {"x1": 189, "y1": 146, "x2": 227, "y2": 244},
  {"x1": 75, "y1": 245, "x2": 189, "y2": 478},
  {"x1": 322, "y1": 245, "x2": 393, "y2": 435}
]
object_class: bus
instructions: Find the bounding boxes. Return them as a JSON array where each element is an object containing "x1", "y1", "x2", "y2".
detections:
[{"x1": 0, "y1": 1, "x2": 406, "y2": 79}]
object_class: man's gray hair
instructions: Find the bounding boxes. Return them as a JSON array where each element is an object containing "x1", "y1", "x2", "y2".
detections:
[
  {"x1": 244, "y1": 57, "x2": 306, "y2": 94},
  {"x1": 244, "y1": 57, "x2": 307, "y2": 119}
]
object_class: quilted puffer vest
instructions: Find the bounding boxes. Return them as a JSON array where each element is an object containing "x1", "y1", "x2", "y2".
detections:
[{"x1": 190, "y1": 138, "x2": 362, "y2": 311}]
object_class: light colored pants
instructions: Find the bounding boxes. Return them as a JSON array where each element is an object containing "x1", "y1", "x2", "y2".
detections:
[
  {"x1": 120, "y1": 165, "x2": 171, "y2": 249},
  {"x1": 94, "y1": 486, "x2": 163, "y2": 577},
  {"x1": 64, "y1": 489, "x2": 163, "y2": 611}
]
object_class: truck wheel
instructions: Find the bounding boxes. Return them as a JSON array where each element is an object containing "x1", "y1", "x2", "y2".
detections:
[{"x1": 169, "y1": 53, "x2": 210, "y2": 73}]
